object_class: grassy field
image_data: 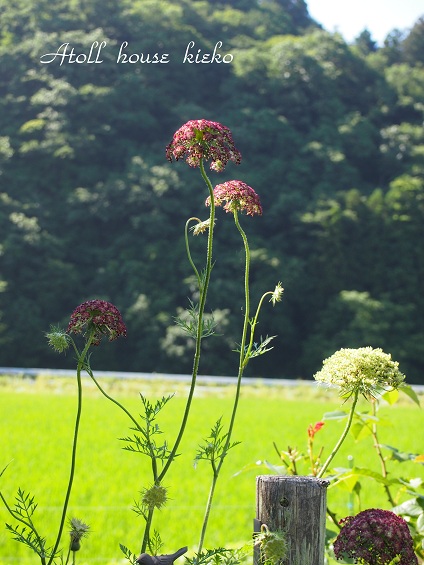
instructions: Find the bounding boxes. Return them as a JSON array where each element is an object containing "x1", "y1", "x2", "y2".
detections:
[{"x1": 0, "y1": 373, "x2": 423, "y2": 564}]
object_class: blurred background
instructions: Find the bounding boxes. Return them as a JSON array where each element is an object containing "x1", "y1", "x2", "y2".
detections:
[{"x1": 0, "y1": 0, "x2": 423, "y2": 382}]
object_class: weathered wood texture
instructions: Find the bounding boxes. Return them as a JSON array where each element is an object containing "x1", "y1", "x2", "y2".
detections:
[{"x1": 255, "y1": 475, "x2": 329, "y2": 565}]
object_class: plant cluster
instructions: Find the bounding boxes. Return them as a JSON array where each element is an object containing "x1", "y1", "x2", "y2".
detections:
[
  {"x1": 1, "y1": 120, "x2": 282, "y2": 564},
  {"x1": 251, "y1": 346, "x2": 423, "y2": 563}
]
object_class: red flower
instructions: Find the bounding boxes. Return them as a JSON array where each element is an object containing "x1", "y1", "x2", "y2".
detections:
[
  {"x1": 67, "y1": 300, "x2": 127, "y2": 345},
  {"x1": 307, "y1": 421, "x2": 324, "y2": 439},
  {"x1": 334, "y1": 508, "x2": 418, "y2": 564},
  {"x1": 206, "y1": 180, "x2": 262, "y2": 216},
  {"x1": 166, "y1": 119, "x2": 241, "y2": 172}
]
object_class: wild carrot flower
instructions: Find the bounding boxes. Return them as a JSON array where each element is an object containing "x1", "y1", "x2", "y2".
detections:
[
  {"x1": 314, "y1": 347, "x2": 405, "y2": 399},
  {"x1": 333, "y1": 508, "x2": 418, "y2": 564},
  {"x1": 206, "y1": 180, "x2": 263, "y2": 216},
  {"x1": 67, "y1": 299, "x2": 127, "y2": 345},
  {"x1": 166, "y1": 119, "x2": 241, "y2": 172}
]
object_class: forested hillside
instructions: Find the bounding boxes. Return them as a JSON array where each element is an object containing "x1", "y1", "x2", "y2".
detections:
[{"x1": 0, "y1": 0, "x2": 423, "y2": 382}]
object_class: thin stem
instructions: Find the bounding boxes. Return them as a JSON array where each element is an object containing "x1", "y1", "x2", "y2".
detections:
[
  {"x1": 158, "y1": 159, "x2": 215, "y2": 484},
  {"x1": 48, "y1": 333, "x2": 94, "y2": 565},
  {"x1": 142, "y1": 506, "x2": 155, "y2": 554},
  {"x1": 198, "y1": 472, "x2": 218, "y2": 553},
  {"x1": 317, "y1": 389, "x2": 360, "y2": 478},
  {"x1": 85, "y1": 368, "x2": 141, "y2": 433},
  {"x1": 221, "y1": 210, "x2": 250, "y2": 453},
  {"x1": 370, "y1": 400, "x2": 396, "y2": 506},
  {"x1": 197, "y1": 210, "x2": 250, "y2": 552},
  {"x1": 65, "y1": 545, "x2": 71, "y2": 565},
  {"x1": 139, "y1": 160, "x2": 215, "y2": 553},
  {"x1": 184, "y1": 217, "x2": 202, "y2": 287},
  {"x1": 244, "y1": 291, "x2": 273, "y2": 367},
  {"x1": 85, "y1": 368, "x2": 159, "y2": 483}
]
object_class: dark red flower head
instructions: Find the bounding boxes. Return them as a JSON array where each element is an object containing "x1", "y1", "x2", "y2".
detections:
[
  {"x1": 206, "y1": 180, "x2": 262, "y2": 216},
  {"x1": 67, "y1": 299, "x2": 127, "y2": 346},
  {"x1": 166, "y1": 119, "x2": 241, "y2": 172},
  {"x1": 334, "y1": 508, "x2": 417, "y2": 564}
]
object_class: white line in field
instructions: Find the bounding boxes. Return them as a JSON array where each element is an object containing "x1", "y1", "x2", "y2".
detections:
[{"x1": 1, "y1": 366, "x2": 423, "y2": 392}]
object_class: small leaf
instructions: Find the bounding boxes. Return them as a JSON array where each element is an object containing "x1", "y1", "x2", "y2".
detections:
[
  {"x1": 380, "y1": 444, "x2": 417, "y2": 462},
  {"x1": 416, "y1": 512, "x2": 424, "y2": 533},
  {"x1": 392, "y1": 497, "x2": 424, "y2": 517},
  {"x1": 0, "y1": 461, "x2": 12, "y2": 478},
  {"x1": 381, "y1": 388, "x2": 399, "y2": 405},
  {"x1": 323, "y1": 410, "x2": 347, "y2": 420},
  {"x1": 399, "y1": 384, "x2": 421, "y2": 407}
]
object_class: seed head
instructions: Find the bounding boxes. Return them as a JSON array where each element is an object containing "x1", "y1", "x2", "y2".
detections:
[
  {"x1": 69, "y1": 517, "x2": 89, "y2": 552},
  {"x1": 140, "y1": 484, "x2": 168, "y2": 510},
  {"x1": 46, "y1": 326, "x2": 70, "y2": 353}
]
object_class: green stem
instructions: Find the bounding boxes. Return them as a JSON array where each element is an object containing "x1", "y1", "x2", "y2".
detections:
[
  {"x1": 84, "y1": 368, "x2": 159, "y2": 482},
  {"x1": 198, "y1": 472, "x2": 218, "y2": 554},
  {"x1": 85, "y1": 369, "x2": 142, "y2": 434},
  {"x1": 158, "y1": 159, "x2": 215, "y2": 484},
  {"x1": 317, "y1": 389, "x2": 359, "y2": 478},
  {"x1": 370, "y1": 400, "x2": 396, "y2": 506},
  {"x1": 48, "y1": 333, "x2": 93, "y2": 565},
  {"x1": 84, "y1": 366, "x2": 161, "y2": 553},
  {"x1": 139, "y1": 159, "x2": 216, "y2": 553},
  {"x1": 197, "y1": 210, "x2": 250, "y2": 552},
  {"x1": 244, "y1": 291, "x2": 273, "y2": 367},
  {"x1": 184, "y1": 217, "x2": 202, "y2": 287}
]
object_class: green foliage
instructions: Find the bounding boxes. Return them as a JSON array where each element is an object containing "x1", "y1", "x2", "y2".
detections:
[
  {"x1": 1, "y1": 378, "x2": 422, "y2": 563},
  {"x1": 120, "y1": 394, "x2": 174, "y2": 463},
  {"x1": 0, "y1": 0, "x2": 423, "y2": 384},
  {"x1": 195, "y1": 417, "x2": 241, "y2": 470}
]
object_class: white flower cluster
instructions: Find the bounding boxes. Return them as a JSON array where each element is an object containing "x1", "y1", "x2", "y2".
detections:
[{"x1": 314, "y1": 346, "x2": 405, "y2": 399}]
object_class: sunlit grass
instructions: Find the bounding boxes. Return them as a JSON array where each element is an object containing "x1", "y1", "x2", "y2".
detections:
[{"x1": 0, "y1": 374, "x2": 422, "y2": 564}]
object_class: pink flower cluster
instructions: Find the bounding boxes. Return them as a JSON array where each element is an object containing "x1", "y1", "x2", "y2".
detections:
[
  {"x1": 334, "y1": 508, "x2": 418, "y2": 564},
  {"x1": 206, "y1": 180, "x2": 262, "y2": 216},
  {"x1": 166, "y1": 119, "x2": 242, "y2": 172},
  {"x1": 67, "y1": 299, "x2": 127, "y2": 345}
]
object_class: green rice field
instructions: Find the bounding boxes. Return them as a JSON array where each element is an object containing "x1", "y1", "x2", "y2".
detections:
[{"x1": 0, "y1": 373, "x2": 423, "y2": 564}]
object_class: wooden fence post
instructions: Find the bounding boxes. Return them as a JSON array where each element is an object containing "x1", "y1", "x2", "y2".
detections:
[{"x1": 254, "y1": 475, "x2": 329, "y2": 565}]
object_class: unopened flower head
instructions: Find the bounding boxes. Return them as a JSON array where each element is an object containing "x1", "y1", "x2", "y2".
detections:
[
  {"x1": 206, "y1": 180, "x2": 263, "y2": 216},
  {"x1": 333, "y1": 508, "x2": 418, "y2": 564},
  {"x1": 270, "y1": 282, "x2": 284, "y2": 306},
  {"x1": 67, "y1": 299, "x2": 127, "y2": 346},
  {"x1": 255, "y1": 525, "x2": 288, "y2": 565},
  {"x1": 313, "y1": 347, "x2": 405, "y2": 399},
  {"x1": 166, "y1": 119, "x2": 241, "y2": 172},
  {"x1": 69, "y1": 517, "x2": 89, "y2": 552},
  {"x1": 141, "y1": 484, "x2": 168, "y2": 510},
  {"x1": 46, "y1": 326, "x2": 70, "y2": 353},
  {"x1": 191, "y1": 218, "x2": 213, "y2": 236}
]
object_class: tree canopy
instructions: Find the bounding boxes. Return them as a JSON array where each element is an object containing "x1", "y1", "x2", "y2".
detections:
[{"x1": 0, "y1": 0, "x2": 423, "y2": 382}]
